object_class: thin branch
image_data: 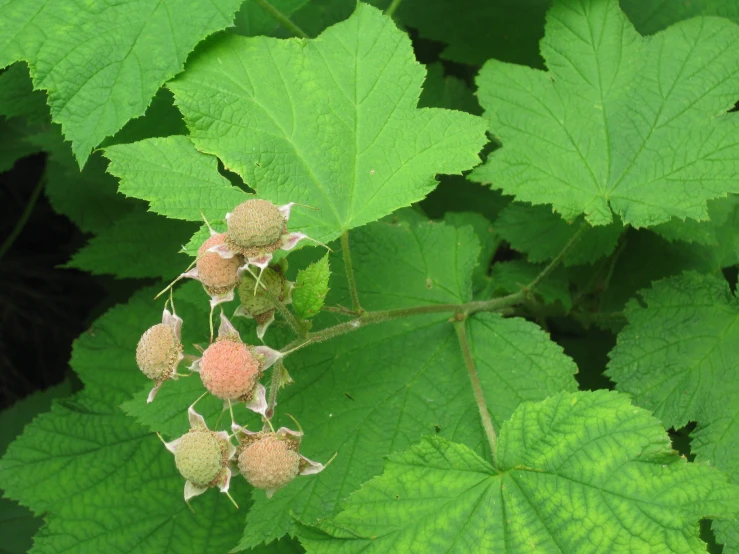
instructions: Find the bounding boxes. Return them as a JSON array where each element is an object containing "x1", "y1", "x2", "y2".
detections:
[
  {"x1": 278, "y1": 224, "x2": 588, "y2": 358},
  {"x1": 454, "y1": 318, "x2": 497, "y2": 461},
  {"x1": 266, "y1": 290, "x2": 307, "y2": 338},
  {"x1": 385, "y1": 0, "x2": 405, "y2": 17},
  {"x1": 0, "y1": 176, "x2": 44, "y2": 261},
  {"x1": 252, "y1": 0, "x2": 309, "y2": 39},
  {"x1": 525, "y1": 221, "x2": 589, "y2": 292},
  {"x1": 266, "y1": 360, "x2": 283, "y2": 419},
  {"x1": 341, "y1": 231, "x2": 363, "y2": 313}
]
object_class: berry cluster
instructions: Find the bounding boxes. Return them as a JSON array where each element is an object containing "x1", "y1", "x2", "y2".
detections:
[{"x1": 135, "y1": 199, "x2": 325, "y2": 505}]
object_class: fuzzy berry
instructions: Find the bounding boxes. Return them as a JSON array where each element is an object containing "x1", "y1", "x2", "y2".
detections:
[
  {"x1": 227, "y1": 199, "x2": 285, "y2": 252},
  {"x1": 238, "y1": 434, "x2": 300, "y2": 492},
  {"x1": 200, "y1": 339, "x2": 261, "y2": 400},
  {"x1": 197, "y1": 233, "x2": 242, "y2": 295},
  {"x1": 136, "y1": 323, "x2": 182, "y2": 380},
  {"x1": 174, "y1": 429, "x2": 226, "y2": 487},
  {"x1": 237, "y1": 267, "x2": 284, "y2": 319}
]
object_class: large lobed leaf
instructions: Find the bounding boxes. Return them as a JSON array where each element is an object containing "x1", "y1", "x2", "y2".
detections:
[
  {"x1": 0, "y1": 0, "x2": 243, "y2": 165},
  {"x1": 471, "y1": 0, "x2": 739, "y2": 228},
  {"x1": 608, "y1": 272, "x2": 739, "y2": 549},
  {"x1": 300, "y1": 391, "x2": 739, "y2": 553},
  {"x1": 167, "y1": 3, "x2": 488, "y2": 243}
]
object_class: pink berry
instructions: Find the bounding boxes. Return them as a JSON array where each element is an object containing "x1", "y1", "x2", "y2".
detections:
[
  {"x1": 197, "y1": 233, "x2": 242, "y2": 295},
  {"x1": 199, "y1": 338, "x2": 261, "y2": 400}
]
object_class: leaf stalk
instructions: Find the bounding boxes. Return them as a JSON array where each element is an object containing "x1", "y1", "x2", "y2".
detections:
[{"x1": 453, "y1": 317, "x2": 497, "y2": 461}]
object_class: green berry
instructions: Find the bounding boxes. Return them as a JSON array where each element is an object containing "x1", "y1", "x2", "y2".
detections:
[
  {"x1": 136, "y1": 324, "x2": 182, "y2": 381},
  {"x1": 237, "y1": 267, "x2": 285, "y2": 319},
  {"x1": 174, "y1": 430, "x2": 226, "y2": 487},
  {"x1": 227, "y1": 199, "x2": 285, "y2": 253}
]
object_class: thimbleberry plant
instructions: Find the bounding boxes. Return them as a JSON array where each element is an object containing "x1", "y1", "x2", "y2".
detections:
[{"x1": 2, "y1": 1, "x2": 739, "y2": 553}]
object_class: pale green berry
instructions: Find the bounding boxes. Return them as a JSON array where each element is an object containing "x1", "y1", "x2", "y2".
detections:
[
  {"x1": 174, "y1": 429, "x2": 226, "y2": 487},
  {"x1": 136, "y1": 324, "x2": 182, "y2": 381},
  {"x1": 227, "y1": 199, "x2": 285, "y2": 253}
]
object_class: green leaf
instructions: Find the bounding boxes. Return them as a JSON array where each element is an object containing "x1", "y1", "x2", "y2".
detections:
[
  {"x1": 293, "y1": 255, "x2": 330, "y2": 319},
  {"x1": 104, "y1": 136, "x2": 250, "y2": 222},
  {"x1": 0, "y1": 117, "x2": 40, "y2": 172},
  {"x1": 652, "y1": 195, "x2": 739, "y2": 267},
  {"x1": 0, "y1": 288, "x2": 252, "y2": 553},
  {"x1": 496, "y1": 202, "x2": 623, "y2": 266},
  {"x1": 300, "y1": 391, "x2": 739, "y2": 554},
  {"x1": 233, "y1": 0, "x2": 311, "y2": 37},
  {"x1": 607, "y1": 272, "x2": 739, "y2": 549},
  {"x1": 169, "y1": 4, "x2": 488, "y2": 243},
  {"x1": 0, "y1": 381, "x2": 75, "y2": 554},
  {"x1": 471, "y1": 0, "x2": 739, "y2": 228},
  {"x1": 443, "y1": 212, "x2": 501, "y2": 295},
  {"x1": 418, "y1": 63, "x2": 481, "y2": 114},
  {"x1": 594, "y1": 229, "x2": 722, "y2": 312},
  {"x1": 421, "y1": 175, "x2": 512, "y2": 222},
  {"x1": 0, "y1": 63, "x2": 48, "y2": 124},
  {"x1": 100, "y1": 89, "x2": 187, "y2": 149},
  {"x1": 621, "y1": 0, "x2": 739, "y2": 34},
  {"x1": 0, "y1": 0, "x2": 243, "y2": 165},
  {"x1": 44, "y1": 153, "x2": 135, "y2": 235},
  {"x1": 390, "y1": 0, "x2": 550, "y2": 67},
  {"x1": 231, "y1": 220, "x2": 577, "y2": 548},
  {"x1": 489, "y1": 260, "x2": 572, "y2": 311},
  {"x1": 66, "y1": 211, "x2": 198, "y2": 280}
]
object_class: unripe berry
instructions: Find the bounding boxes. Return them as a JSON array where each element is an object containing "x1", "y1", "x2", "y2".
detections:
[
  {"x1": 238, "y1": 434, "x2": 300, "y2": 493},
  {"x1": 174, "y1": 429, "x2": 227, "y2": 487},
  {"x1": 200, "y1": 338, "x2": 261, "y2": 400},
  {"x1": 136, "y1": 323, "x2": 182, "y2": 380},
  {"x1": 227, "y1": 199, "x2": 285, "y2": 254},
  {"x1": 197, "y1": 233, "x2": 242, "y2": 295},
  {"x1": 237, "y1": 267, "x2": 284, "y2": 321}
]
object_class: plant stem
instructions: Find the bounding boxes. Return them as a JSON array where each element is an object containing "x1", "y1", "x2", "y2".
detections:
[
  {"x1": 0, "y1": 175, "x2": 44, "y2": 261},
  {"x1": 266, "y1": 360, "x2": 283, "y2": 419},
  {"x1": 267, "y1": 291, "x2": 307, "y2": 338},
  {"x1": 253, "y1": 0, "x2": 309, "y2": 39},
  {"x1": 525, "y1": 221, "x2": 588, "y2": 292},
  {"x1": 453, "y1": 318, "x2": 497, "y2": 461},
  {"x1": 340, "y1": 231, "x2": 363, "y2": 313},
  {"x1": 279, "y1": 224, "x2": 583, "y2": 356},
  {"x1": 385, "y1": 0, "x2": 404, "y2": 17}
]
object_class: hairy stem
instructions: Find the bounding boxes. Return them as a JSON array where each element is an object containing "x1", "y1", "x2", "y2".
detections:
[
  {"x1": 266, "y1": 360, "x2": 283, "y2": 419},
  {"x1": 279, "y1": 224, "x2": 583, "y2": 356},
  {"x1": 0, "y1": 176, "x2": 44, "y2": 261},
  {"x1": 341, "y1": 231, "x2": 363, "y2": 313},
  {"x1": 385, "y1": 0, "x2": 405, "y2": 17},
  {"x1": 453, "y1": 318, "x2": 497, "y2": 460},
  {"x1": 253, "y1": 0, "x2": 309, "y2": 39},
  {"x1": 267, "y1": 291, "x2": 307, "y2": 338}
]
